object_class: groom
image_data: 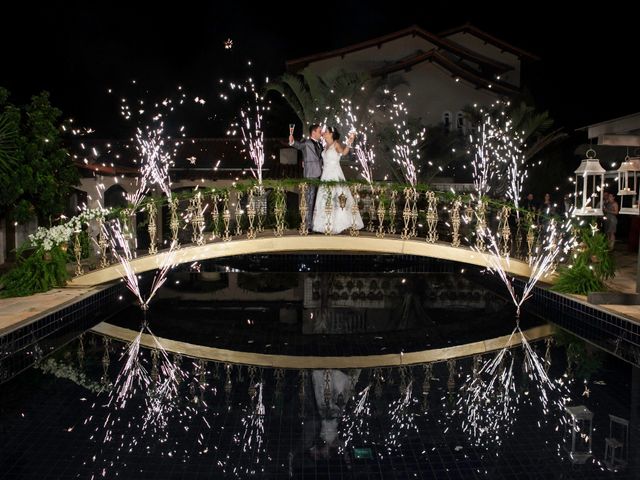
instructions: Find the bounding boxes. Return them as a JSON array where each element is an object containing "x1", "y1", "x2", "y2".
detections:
[{"x1": 289, "y1": 124, "x2": 323, "y2": 231}]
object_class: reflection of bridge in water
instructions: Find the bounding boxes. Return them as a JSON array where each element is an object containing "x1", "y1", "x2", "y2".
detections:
[
  {"x1": 92, "y1": 322, "x2": 553, "y2": 369},
  {"x1": 70, "y1": 231, "x2": 538, "y2": 286}
]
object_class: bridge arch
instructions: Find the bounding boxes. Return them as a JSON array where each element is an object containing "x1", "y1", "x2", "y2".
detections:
[{"x1": 70, "y1": 234, "x2": 536, "y2": 286}]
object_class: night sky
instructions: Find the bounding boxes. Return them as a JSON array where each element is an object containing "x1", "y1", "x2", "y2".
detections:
[{"x1": 3, "y1": 1, "x2": 639, "y2": 136}]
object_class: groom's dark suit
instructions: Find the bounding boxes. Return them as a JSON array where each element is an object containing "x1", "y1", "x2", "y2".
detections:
[{"x1": 290, "y1": 137, "x2": 323, "y2": 229}]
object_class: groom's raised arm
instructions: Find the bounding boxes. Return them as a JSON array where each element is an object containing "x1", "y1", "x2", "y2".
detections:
[{"x1": 289, "y1": 136, "x2": 305, "y2": 151}]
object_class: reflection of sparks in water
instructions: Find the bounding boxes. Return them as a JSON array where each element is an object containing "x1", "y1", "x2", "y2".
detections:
[
  {"x1": 339, "y1": 384, "x2": 372, "y2": 454},
  {"x1": 87, "y1": 324, "x2": 190, "y2": 478},
  {"x1": 457, "y1": 335, "x2": 517, "y2": 447},
  {"x1": 457, "y1": 213, "x2": 575, "y2": 450},
  {"x1": 229, "y1": 382, "x2": 270, "y2": 477},
  {"x1": 385, "y1": 380, "x2": 419, "y2": 454},
  {"x1": 457, "y1": 333, "x2": 573, "y2": 450}
]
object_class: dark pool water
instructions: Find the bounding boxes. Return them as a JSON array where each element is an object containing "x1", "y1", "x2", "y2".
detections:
[{"x1": 1, "y1": 271, "x2": 638, "y2": 479}]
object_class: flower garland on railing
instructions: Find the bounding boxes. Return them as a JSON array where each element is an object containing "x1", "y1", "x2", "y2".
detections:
[
  {"x1": 38, "y1": 357, "x2": 104, "y2": 393},
  {"x1": 22, "y1": 179, "x2": 567, "y2": 254},
  {"x1": 28, "y1": 208, "x2": 111, "y2": 251}
]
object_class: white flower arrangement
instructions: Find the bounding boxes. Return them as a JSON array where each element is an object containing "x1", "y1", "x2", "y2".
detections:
[
  {"x1": 28, "y1": 207, "x2": 111, "y2": 251},
  {"x1": 38, "y1": 357, "x2": 105, "y2": 393}
]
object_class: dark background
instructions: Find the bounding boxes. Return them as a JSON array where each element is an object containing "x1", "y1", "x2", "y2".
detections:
[{"x1": 2, "y1": 1, "x2": 639, "y2": 136}]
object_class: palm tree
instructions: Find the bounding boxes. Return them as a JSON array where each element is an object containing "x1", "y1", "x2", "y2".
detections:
[
  {"x1": 464, "y1": 100, "x2": 567, "y2": 165},
  {"x1": 265, "y1": 69, "x2": 369, "y2": 128},
  {"x1": 507, "y1": 101, "x2": 567, "y2": 163},
  {"x1": 0, "y1": 88, "x2": 19, "y2": 175}
]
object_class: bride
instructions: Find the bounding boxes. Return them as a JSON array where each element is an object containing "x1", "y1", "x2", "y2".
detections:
[{"x1": 312, "y1": 127, "x2": 364, "y2": 234}]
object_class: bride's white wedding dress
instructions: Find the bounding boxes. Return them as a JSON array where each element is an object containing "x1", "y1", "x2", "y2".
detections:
[{"x1": 312, "y1": 144, "x2": 364, "y2": 234}]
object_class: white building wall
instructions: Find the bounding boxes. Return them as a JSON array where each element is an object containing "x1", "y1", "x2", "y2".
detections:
[
  {"x1": 392, "y1": 62, "x2": 502, "y2": 126},
  {"x1": 303, "y1": 36, "x2": 438, "y2": 75},
  {"x1": 444, "y1": 32, "x2": 522, "y2": 87}
]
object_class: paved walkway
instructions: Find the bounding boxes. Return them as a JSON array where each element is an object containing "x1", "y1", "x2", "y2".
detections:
[{"x1": 0, "y1": 286, "x2": 98, "y2": 334}]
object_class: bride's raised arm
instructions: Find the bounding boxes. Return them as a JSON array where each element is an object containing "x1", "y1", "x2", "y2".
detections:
[{"x1": 335, "y1": 132, "x2": 356, "y2": 156}]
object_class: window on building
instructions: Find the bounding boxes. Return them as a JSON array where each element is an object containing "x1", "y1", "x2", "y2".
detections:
[
  {"x1": 456, "y1": 112, "x2": 465, "y2": 134},
  {"x1": 442, "y1": 111, "x2": 451, "y2": 132}
]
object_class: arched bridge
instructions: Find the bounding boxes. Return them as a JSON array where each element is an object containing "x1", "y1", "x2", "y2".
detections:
[{"x1": 70, "y1": 231, "x2": 536, "y2": 287}]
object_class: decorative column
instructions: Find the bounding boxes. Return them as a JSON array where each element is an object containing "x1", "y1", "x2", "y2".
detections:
[
  {"x1": 425, "y1": 191, "x2": 438, "y2": 243},
  {"x1": 401, "y1": 187, "x2": 413, "y2": 240},
  {"x1": 147, "y1": 200, "x2": 158, "y2": 255},
  {"x1": 324, "y1": 186, "x2": 333, "y2": 235},
  {"x1": 298, "y1": 182, "x2": 308, "y2": 235},
  {"x1": 169, "y1": 196, "x2": 180, "y2": 248},
  {"x1": 256, "y1": 185, "x2": 266, "y2": 233},
  {"x1": 350, "y1": 184, "x2": 360, "y2": 237},
  {"x1": 274, "y1": 186, "x2": 286, "y2": 237},
  {"x1": 499, "y1": 205, "x2": 511, "y2": 257},
  {"x1": 450, "y1": 197, "x2": 462, "y2": 247},
  {"x1": 234, "y1": 191, "x2": 243, "y2": 237},
  {"x1": 387, "y1": 190, "x2": 398, "y2": 235},
  {"x1": 210, "y1": 194, "x2": 219, "y2": 241},
  {"x1": 526, "y1": 211, "x2": 536, "y2": 260},
  {"x1": 376, "y1": 190, "x2": 386, "y2": 238},
  {"x1": 222, "y1": 193, "x2": 231, "y2": 242},
  {"x1": 97, "y1": 216, "x2": 109, "y2": 268},
  {"x1": 246, "y1": 187, "x2": 256, "y2": 240},
  {"x1": 410, "y1": 189, "x2": 419, "y2": 238},
  {"x1": 73, "y1": 230, "x2": 83, "y2": 276},
  {"x1": 475, "y1": 200, "x2": 487, "y2": 252},
  {"x1": 367, "y1": 187, "x2": 376, "y2": 232},
  {"x1": 189, "y1": 192, "x2": 205, "y2": 246}
]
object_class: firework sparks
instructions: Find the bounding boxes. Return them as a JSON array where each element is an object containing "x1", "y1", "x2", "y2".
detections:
[
  {"x1": 102, "y1": 219, "x2": 178, "y2": 309},
  {"x1": 456, "y1": 187, "x2": 575, "y2": 450},
  {"x1": 353, "y1": 135, "x2": 375, "y2": 186},
  {"x1": 388, "y1": 96, "x2": 425, "y2": 186},
  {"x1": 232, "y1": 382, "x2": 270, "y2": 476},
  {"x1": 339, "y1": 384, "x2": 373, "y2": 454},
  {"x1": 385, "y1": 380, "x2": 419, "y2": 454},
  {"x1": 470, "y1": 113, "x2": 498, "y2": 198}
]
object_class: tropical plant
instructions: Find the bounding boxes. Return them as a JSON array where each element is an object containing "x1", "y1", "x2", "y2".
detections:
[
  {"x1": 0, "y1": 88, "x2": 80, "y2": 223},
  {"x1": 553, "y1": 227, "x2": 615, "y2": 295},
  {"x1": 0, "y1": 243, "x2": 69, "y2": 297},
  {"x1": 0, "y1": 88, "x2": 19, "y2": 174},
  {"x1": 265, "y1": 68, "x2": 383, "y2": 129}
]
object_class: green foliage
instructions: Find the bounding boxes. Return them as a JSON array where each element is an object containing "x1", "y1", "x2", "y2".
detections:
[
  {"x1": 0, "y1": 87, "x2": 19, "y2": 174},
  {"x1": 0, "y1": 87, "x2": 79, "y2": 223},
  {"x1": 265, "y1": 68, "x2": 383, "y2": 128},
  {"x1": 465, "y1": 100, "x2": 567, "y2": 163},
  {"x1": 0, "y1": 244, "x2": 69, "y2": 297},
  {"x1": 553, "y1": 228, "x2": 615, "y2": 295}
]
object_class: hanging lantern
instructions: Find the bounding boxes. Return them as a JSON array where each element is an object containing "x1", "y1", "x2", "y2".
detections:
[
  {"x1": 617, "y1": 156, "x2": 640, "y2": 215},
  {"x1": 574, "y1": 149, "x2": 606, "y2": 216}
]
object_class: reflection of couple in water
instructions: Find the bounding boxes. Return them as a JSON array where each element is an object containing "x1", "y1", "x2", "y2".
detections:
[{"x1": 289, "y1": 369, "x2": 360, "y2": 472}]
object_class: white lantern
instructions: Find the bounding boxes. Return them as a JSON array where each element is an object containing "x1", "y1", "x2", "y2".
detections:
[
  {"x1": 574, "y1": 149, "x2": 605, "y2": 216},
  {"x1": 617, "y1": 156, "x2": 640, "y2": 215},
  {"x1": 564, "y1": 405, "x2": 593, "y2": 464}
]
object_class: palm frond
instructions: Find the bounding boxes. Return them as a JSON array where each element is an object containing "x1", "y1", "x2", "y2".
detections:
[
  {"x1": 0, "y1": 111, "x2": 19, "y2": 173},
  {"x1": 523, "y1": 128, "x2": 568, "y2": 162}
]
